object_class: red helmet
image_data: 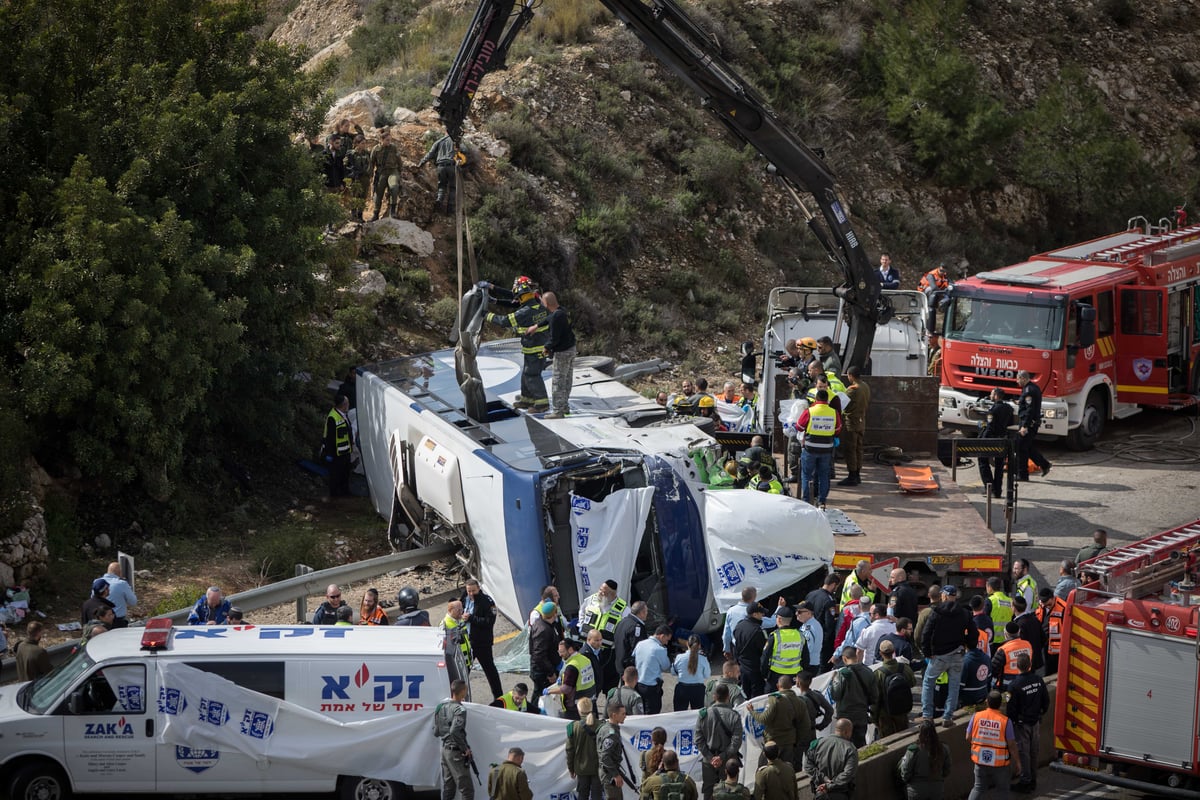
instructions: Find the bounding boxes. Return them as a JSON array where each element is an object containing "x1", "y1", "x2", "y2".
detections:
[{"x1": 512, "y1": 275, "x2": 534, "y2": 294}]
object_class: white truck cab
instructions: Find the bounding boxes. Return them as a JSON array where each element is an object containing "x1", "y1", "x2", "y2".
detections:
[{"x1": 0, "y1": 621, "x2": 446, "y2": 800}]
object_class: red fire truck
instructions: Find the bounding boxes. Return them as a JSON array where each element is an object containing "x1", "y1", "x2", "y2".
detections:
[
  {"x1": 937, "y1": 217, "x2": 1200, "y2": 449},
  {"x1": 1052, "y1": 519, "x2": 1200, "y2": 796}
]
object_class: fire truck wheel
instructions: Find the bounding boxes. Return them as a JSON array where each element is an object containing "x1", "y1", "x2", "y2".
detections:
[{"x1": 1066, "y1": 389, "x2": 1106, "y2": 451}]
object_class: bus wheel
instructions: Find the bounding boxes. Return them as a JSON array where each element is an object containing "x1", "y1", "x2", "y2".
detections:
[
  {"x1": 1066, "y1": 389, "x2": 1106, "y2": 451},
  {"x1": 338, "y1": 776, "x2": 413, "y2": 800}
]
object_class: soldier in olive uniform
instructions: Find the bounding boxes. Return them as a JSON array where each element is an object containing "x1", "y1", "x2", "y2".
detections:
[
  {"x1": 754, "y1": 742, "x2": 797, "y2": 800},
  {"x1": 368, "y1": 128, "x2": 405, "y2": 220},
  {"x1": 704, "y1": 661, "x2": 748, "y2": 709},
  {"x1": 597, "y1": 701, "x2": 633, "y2": 799},
  {"x1": 433, "y1": 679, "x2": 474, "y2": 800},
  {"x1": 698, "y1": 684, "x2": 744, "y2": 800},
  {"x1": 487, "y1": 748, "x2": 532, "y2": 800},
  {"x1": 749, "y1": 675, "x2": 810, "y2": 769}
]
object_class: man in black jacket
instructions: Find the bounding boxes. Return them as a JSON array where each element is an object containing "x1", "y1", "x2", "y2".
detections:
[
  {"x1": 888, "y1": 568, "x2": 919, "y2": 625},
  {"x1": 462, "y1": 579, "x2": 503, "y2": 700},
  {"x1": 919, "y1": 585, "x2": 977, "y2": 727},
  {"x1": 733, "y1": 604, "x2": 768, "y2": 699},
  {"x1": 805, "y1": 573, "x2": 841, "y2": 672},
  {"x1": 1007, "y1": 652, "x2": 1049, "y2": 793},
  {"x1": 528, "y1": 601, "x2": 561, "y2": 713},
  {"x1": 978, "y1": 387, "x2": 1015, "y2": 498},
  {"x1": 612, "y1": 600, "x2": 648, "y2": 675},
  {"x1": 1015, "y1": 371, "x2": 1051, "y2": 480},
  {"x1": 1012, "y1": 595, "x2": 1046, "y2": 672}
]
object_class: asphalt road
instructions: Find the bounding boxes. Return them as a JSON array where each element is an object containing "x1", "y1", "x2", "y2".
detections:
[{"x1": 954, "y1": 406, "x2": 1200, "y2": 592}]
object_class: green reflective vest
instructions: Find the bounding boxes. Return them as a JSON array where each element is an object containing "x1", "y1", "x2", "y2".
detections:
[
  {"x1": 567, "y1": 652, "x2": 596, "y2": 695},
  {"x1": 768, "y1": 628, "x2": 804, "y2": 674},
  {"x1": 989, "y1": 591, "x2": 1013, "y2": 643}
]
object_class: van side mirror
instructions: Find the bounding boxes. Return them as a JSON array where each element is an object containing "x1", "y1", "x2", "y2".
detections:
[
  {"x1": 68, "y1": 691, "x2": 85, "y2": 716},
  {"x1": 1078, "y1": 305, "x2": 1096, "y2": 348}
]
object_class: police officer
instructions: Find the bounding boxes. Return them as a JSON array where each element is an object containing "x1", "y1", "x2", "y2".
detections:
[
  {"x1": 978, "y1": 388, "x2": 1014, "y2": 499},
  {"x1": 698, "y1": 683, "x2": 744, "y2": 799},
  {"x1": 433, "y1": 679, "x2": 474, "y2": 800},
  {"x1": 485, "y1": 277, "x2": 551, "y2": 412},
  {"x1": 578, "y1": 579, "x2": 629, "y2": 692},
  {"x1": 394, "y1": 586, "x2": 431, "y2": 626},
  {"x1": 1015, "y1": 371, "x2": 1052, "y2": 481},
  {"x1": 761, "y1": 606, "x2": 804, "y2": 690},
  {"x1": 322, "y1": 394, "x2": 353, "y2": 498},
  {"x1": 488, "y1": 747, "x2": 532, "y2": 800}
]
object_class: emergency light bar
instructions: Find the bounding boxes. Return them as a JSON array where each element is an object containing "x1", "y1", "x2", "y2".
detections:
[{"x1": 141, "y1": 617, "x2": 173, "y2": 651}]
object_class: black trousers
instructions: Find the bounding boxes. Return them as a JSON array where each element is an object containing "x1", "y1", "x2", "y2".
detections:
[
  {"x1": 739, "y1": 669, "x2": 765, "y2": 701},
  {"x1": 978, "y1": 456, "x2": 1006, "y2": 497},
  {"x1": 470, "y1": 634, "x2": 503, "y2": 700},
  {"x1": 636, "y1": 681, "x2": 664, "y2": 715},
  {"x1": 1017, "y1": 428, "x2": 1050, "y2": 477},
  {"x1": 328, "y1": 455, "x2": 352, "y2": 496}
]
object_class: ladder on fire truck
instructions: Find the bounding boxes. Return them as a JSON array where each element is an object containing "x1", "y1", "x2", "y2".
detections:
[{"x1": 1081, "y1": 519, "x2": 1200, "y2": 597}]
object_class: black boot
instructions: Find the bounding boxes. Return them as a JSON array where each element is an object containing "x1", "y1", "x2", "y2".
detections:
[{"x1": 838, "y1": 472, "x2": 861, "y2": 487}]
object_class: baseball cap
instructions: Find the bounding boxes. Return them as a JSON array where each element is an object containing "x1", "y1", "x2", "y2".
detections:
[
  {"x1": 941, "y1": 585, "x2": 958, "y2": 596},
  {"x1": 92, "y1": 578, "x2": 110, "y2": 595},
  {"x1": 879, "y1": 639, "x2": 895, "y2": 655},
  {"x1": 775, "y1": 605, "x2": 794, "y2": 619}
]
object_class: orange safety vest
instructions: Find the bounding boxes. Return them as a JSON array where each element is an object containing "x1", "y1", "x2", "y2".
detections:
[
  {"x1": 976, "y1": 627, "x2": 991, "y2": 656},
  {"x1": 968, "y1": 708, "x2": 1012, "y2": 767},
  {"x1": 997, "y1": 638, "x2": 1032, "y2": 677},
  {"x1": 920, "y1": 269, "x2": 949, "y2": 292},
  {"x1": 1038, "y1": 597, "x2": 1067, "y2": 655}
]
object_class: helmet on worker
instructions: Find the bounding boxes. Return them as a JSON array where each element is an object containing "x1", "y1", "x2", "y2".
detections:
[{"x1": 512, "y1": 275, "x2": 535, "y2": 296}]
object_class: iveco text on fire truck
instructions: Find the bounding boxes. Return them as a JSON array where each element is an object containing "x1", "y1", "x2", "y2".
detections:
[
  {"x1": 1052, "y1": 519, "x2": 1200, "y2": 796},
  {"x1": 937, "y1": 217, "x2": 1200, "y2": 449}
]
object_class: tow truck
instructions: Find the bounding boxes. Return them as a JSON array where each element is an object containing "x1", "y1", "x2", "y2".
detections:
[
  {"x1": 1053, "y1": 519, "x2": 1200, "y2": 797},
  {"x1": 937, "y1": 216, "x2": 1200, "y2": 450}
]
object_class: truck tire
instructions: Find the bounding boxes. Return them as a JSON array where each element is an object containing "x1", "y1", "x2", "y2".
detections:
[
  {"x1": 337, "y1": 775, "x2": 412, "y2": 800},
  {"x1": 1066, "y1": 389, "x2": 1106, "y2": 451},
  {"x1": 8, "y1": 760, "x2": 71, "y2": 800}
]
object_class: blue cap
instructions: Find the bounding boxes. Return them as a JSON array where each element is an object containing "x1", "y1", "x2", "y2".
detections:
[{"x1": 92, "y1": 578, "x2": 110, "y2": 595}]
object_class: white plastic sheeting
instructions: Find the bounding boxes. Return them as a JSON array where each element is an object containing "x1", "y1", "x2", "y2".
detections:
[
  {"x1": 703, "y1": 490, "x2": 835, "y2": 613},
  {"x1": 570, "y1": 487, "x2": 655, "y2": 605},
  {"x1": 155, "y1": 662, "x2": 817, "y2": 794}
]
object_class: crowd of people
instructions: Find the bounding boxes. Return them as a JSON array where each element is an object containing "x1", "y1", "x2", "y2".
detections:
[{"x1": 422, "y1": 539, "x2": 1101, "y2": 799}]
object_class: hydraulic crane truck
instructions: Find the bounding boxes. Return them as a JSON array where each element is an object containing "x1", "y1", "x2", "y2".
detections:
[
  {"x1": 1053, "y1": 519, "x2": 1200, "y2": 797},
  {"x1": 434, "y1": 0, "x2": 893, "y2": 374}
]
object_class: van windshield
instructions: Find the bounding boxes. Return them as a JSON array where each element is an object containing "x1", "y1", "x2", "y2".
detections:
[{"x1": 21, "y1": 648, "x2": 95, "y2": 715}]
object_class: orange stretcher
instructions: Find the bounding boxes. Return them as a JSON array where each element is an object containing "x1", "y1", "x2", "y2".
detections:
[{"x1": 894, "y1": 465, "x2": 940, "y2": 493}]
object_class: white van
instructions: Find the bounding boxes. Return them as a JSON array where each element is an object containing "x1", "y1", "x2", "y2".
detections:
[{"x1": 0, "y1": 621, "x2": 447, "y2": 800}]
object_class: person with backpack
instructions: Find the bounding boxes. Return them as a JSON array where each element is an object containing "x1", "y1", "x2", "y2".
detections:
[
  {"x1": 698, "y1": 683, "x2": 743, "y2": 800},
  {"x1": 899, "y1": 720, "x2": 953, "y2": 800},
  {"x1": 873, "y1": 639, "x2": 916, "y2": 739},
  {"x1": 567, "y1": 697, "x2": 604, "y2": 800},
  {"x1": 713, "y1": 759, "x2": 751, "y2": 799},
  {"x1": 704, "y1": 661, "x2": 747, "y2": 708},
  {"x1": 829, "y1": 648, "x2": 877, "y2": 747},
  {"x1": 639, "y1": 749, "x2": 697, "y2": 799}
]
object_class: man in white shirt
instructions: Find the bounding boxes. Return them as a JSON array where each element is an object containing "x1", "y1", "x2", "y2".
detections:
[
  {"x1": 855, "y1": 603, "x2": 896, "y2": 667},
  {"x1": 102, "y1": 562, "x2": 137, "y2": 628}
]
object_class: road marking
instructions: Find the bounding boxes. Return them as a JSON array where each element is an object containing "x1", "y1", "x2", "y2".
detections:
[{"x1": 495, "y1": 630, "x2": 519, "y2": 643}]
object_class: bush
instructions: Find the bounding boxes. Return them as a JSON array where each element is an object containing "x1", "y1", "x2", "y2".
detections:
[
  {"x1": 153, "y1": 585, "x2": 205, "y2": 617},
  {"x1": 575, "y1": 195, "x2": 640, "y2": 283},
  {"x1": 428, "y1": 297, "x2": 460, "y2": 331},
  {"x1": 529, "y1": 0, "x2": 609, "y2": 45},
  {"x1": 489, "y1": 109, "x2": 559, "y2": 176},
  {"x1": 678, "y1": 140, "x2": 762, "y2": 208},
  {"x1": 250, "y1": 526, "x2": 331, "y2": 582}
]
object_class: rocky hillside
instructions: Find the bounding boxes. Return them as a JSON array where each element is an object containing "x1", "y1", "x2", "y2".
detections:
[{"x1": 276, "y1": 0, "x2": 1200, "y2": 370}]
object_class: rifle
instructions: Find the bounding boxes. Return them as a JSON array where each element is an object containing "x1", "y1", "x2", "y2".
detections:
[{"x1": 465, "y1": 749, "x2": 482, "y2": 786}]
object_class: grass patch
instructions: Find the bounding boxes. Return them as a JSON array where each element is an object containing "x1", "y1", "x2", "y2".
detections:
[
  {"x1": 250, "y1": 522, "x2": 333, "y2": 583},
  {"x1": 152, "y1": 584, "x2": 205, "y2": 617}
]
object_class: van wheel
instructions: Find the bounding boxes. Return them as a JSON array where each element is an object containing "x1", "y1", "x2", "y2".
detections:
[
  {"x1": 338, "y1": 776, "x2": 412, "y2": 800},
  {"x1": 1066, "y1": 389, "x2": 1106, "y2": 451},
  {"x1": 9, "y1": 760, "x2": 71, "y2": 800}
]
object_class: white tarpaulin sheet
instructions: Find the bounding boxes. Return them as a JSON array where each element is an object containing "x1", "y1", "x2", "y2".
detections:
[
  {"x1": 154, "y1": 662, "x2": 801, "y2": 793},
  {"x1": 570, "y1": 487, "x2": 655, "y2": 604},
  {"x1": 704, "y1": 490, "x2": 835, "y2": 613}
]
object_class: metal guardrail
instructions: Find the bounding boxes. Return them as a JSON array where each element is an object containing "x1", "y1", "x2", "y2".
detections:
[{"x1": 1, "y1": 544, "x2": 455, "y2": 683}]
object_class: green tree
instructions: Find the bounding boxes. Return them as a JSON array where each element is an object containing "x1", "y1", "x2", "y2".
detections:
[
  {"x1": 1016, "y1": 67, "x2": 1143, "y2": 238},
  {"x1": 868, "y1": 0, "x2": 1012, "y2": 187},
  {"x1": 0, "y1": 0, "x2": 337, "y2": 502}
]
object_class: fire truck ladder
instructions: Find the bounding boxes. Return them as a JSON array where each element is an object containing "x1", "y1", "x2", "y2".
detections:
[
  {"x1": 1083, "y1": 520, "x2": 1200, "y2": 597},
  {"x1": 1091, "y1": 223, "x2": 1200, "y2": 264}
]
